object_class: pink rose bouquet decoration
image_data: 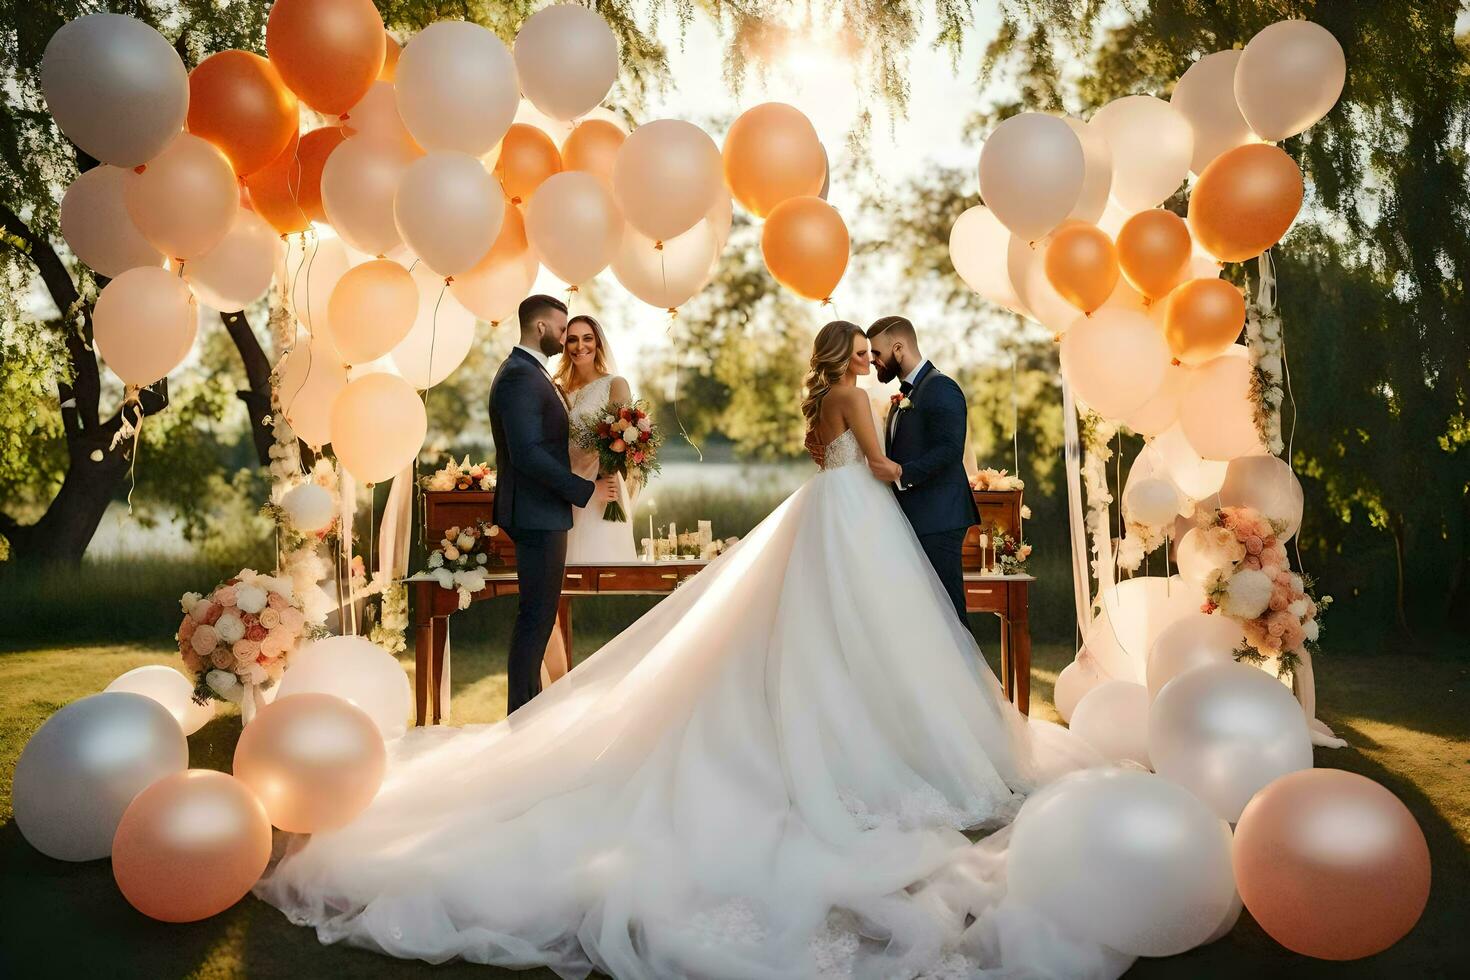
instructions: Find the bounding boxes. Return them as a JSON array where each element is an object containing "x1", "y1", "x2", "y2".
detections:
[{"x1": 177, "y1": 568, "x2": 315, "y2": 708}]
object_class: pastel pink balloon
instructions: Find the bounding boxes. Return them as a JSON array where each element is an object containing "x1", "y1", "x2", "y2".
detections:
[
  {"x1": 1179, "y1": 346, "x2": 1267, "y2": 461},
  {"x1": 1234, "y1": 20, "x2": 1346, "y2": 141},
  {"x1": 321, "y1": 134, "x2": 420, "y2": 256},
  {"x1": 1059, "y1": 307, "x2": 1168, "y2": 420},
  {"x1": 185, "y1": 209, "x2": 282, "y2": 312},
  {"x1": 1091, "y1": 96, "x2": 1194, "y2": 212},
  {"x1": 613, "y1": 119, "x2": 723, "y2": 242},
  {"x1": 277, "y1": 331, "x2": 348, "y2": 448},
  {"x1": 526, "y1": 170, "x2": 623, "y2": 285},
  {"x1": 327, "y1": 259, "x2": 418, "y2": 364},
  {"x1": 612, "y1": 219, "x2": 718, "y2": 309},
  {"x1": 60, "y1": 166, "x2": 163, "y2": 278},
  {"x1": 329, "y1": 371, "x2": 426, "y2": 483},
  {"x1": 125, "y1": 133, "x2": 239, "y2": 260},
  {"x1": 93, "y1": 266, "x2": 198, "y2": 386},
  {"x1": 1171, "y1": 50, "x2": 1255, "y2": 175}
]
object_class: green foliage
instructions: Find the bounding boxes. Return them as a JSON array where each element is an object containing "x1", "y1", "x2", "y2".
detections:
[{"x1": 0, "y1": 317, "x2": 68, "y2": 519}]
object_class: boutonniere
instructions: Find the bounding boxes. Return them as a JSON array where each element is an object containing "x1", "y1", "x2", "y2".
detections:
[{"x1": 890, "y1": 393, "x2": 912, "y2": 411}]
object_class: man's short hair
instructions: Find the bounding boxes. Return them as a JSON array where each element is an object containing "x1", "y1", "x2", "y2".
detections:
[
  {"x1": 518, "y1": 294, "x2": 568, "y2": 332},
  {"x1": 866, "y1": 315, "x2": 917, "y2": 346}
]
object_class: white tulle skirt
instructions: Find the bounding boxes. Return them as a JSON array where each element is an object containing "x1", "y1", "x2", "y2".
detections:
[{"x1": 256, "y1": 459, "x2": 1124, "y2": 978}]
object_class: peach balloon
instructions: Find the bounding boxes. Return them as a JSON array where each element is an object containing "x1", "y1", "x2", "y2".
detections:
[
  {"x1": 112, "y1": 770, "x2": 272, "y2": 922},
  {"x1": 184, "y1": 208, "x2": 282, "y2": 312},
  {"x1": 613, "y1": 220, "x2": 719, "y2": 310},
  {"x1": 126, "y1": 134, "x2": 239, "y2": 261},
  {"x1": 232, "y1": 693, "x2": 386, "y2": 833},
  {"x1": 328, "y1": 259, "x2": 418, "y2": 364},
  {"x1": 525, "y1": 171, "x2": 623, "y2": 285},
  {"x1": 1059, "y1": 308, "x2": 1168, "y2": 421},
  {"x1": 495, "y1": 123, "x2": 563, "y2": 205},
  {"x1": 1062, "y1": 117, "x2": 1114, "y2": 224},
  {"x1": 394, "y1": 151, "x2": 504, "y2": 277},
  {"x1": 1179, "y1": 346, "x2": 1266, "y2": 460},
  {"x1": 187, "y1": 50, "x2": 299, "y2": 177},
  {"x1": 245, "y1": 127, "x2": 346, "y2": 233},
  {"x1": 613, "y1": 119, "x2": 723, "y2": 242},
  {"x1": 1122, "y1": 359, "x2": 1188, "y2": 437},
  {"x1": 265, "y1": 0, "x2": 384, "y2": 115},
  {"x1": 1170, "y1": 50, "x2": 1254, "y2": 175},
  {"x1": 94, "y1": 267, "x2": 198, "y2": 387},
  {"x1": 561, "y1": 118, "x2": 626, "y2": 187},
  {"x1": 1234, "y1": 769, "x2": 1430, "y2": 960},
  {"x1": 340, "y1": 81, "x2": 417, "y2": 151},
  {"x1": 1116, "y1": 209, "x2": 1192, "y2": 301},
  {"x1": 1043, "y1": 222, "x2": 1118, "y2": 315},
  {"x1": 1090, "y1": 96, "x2": 1194, "y2": 212},
  {"x1": 390, "y1": 264, "x2": 478, "y2": 388},
  {"x1": 379, "y1": 33, "x2": 400, "y2": 81},
  {"x1": 1007, "y1": 235, "x2": 1077, "y2": 334},
  {"x1": 320, "y1": 134, "x2": 419, "y2": 256},
  {"x1": 330, "y1": 372, "x2": 428, "y2": 483},
  {"x1": 722, "y1": 102, "x2": 827, "y2": 218},
  {"x1": 1234, "y1": 20, "x2": 1346, "y2": 142},
  {"x1": 451, "y1": 203, "x2": 537, "y2": 324},
  {"x1": 1189, "y1": 143, "x2": 1303, "y2": 262},
  {"x1": 951, "y1": 205, "x2": 1027, "y2": 315},
  {"x1": 761, "y1": 196, "x2": 849, "y2": 301},
  {"x1": 277, "y1": 332, "x2": 348, "y2": 448},
  {"x1": 59, "y1": 166, "x2": 163, "y2": 279},
  {"x1": 284, "y1": 233, "x2": 351, "y2": 340},
  {"x1": 1164, "y1": 278, "x2": 1246, "y2": 364}
]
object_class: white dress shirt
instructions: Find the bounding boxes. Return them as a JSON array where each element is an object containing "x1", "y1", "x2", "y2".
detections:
[{"x1": 514, "y1": 343, "x2": 551, "y2": 372}]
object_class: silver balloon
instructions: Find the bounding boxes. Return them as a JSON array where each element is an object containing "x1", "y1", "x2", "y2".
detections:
[
  {"x1": 13, "y1": 692, "x2": 188, "y2": 861},
  {"x1": 1008, "y1": 768, "x2": 1236, "y2": 957},
  {"x1": 1145, "y1": 612, "x2": 1243, "y2": 701},
  {"x1": 1149, "y1": 662, "x2": 1312, "y2": 822}
]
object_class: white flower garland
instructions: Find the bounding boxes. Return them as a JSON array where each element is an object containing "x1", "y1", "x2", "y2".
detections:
[
  {"x1": 1079, "y1": 410, "x2": 1120, "y2": 590},
  {"x1": 1246, "y1": 254, "x2": 1287, "y2": 456}
]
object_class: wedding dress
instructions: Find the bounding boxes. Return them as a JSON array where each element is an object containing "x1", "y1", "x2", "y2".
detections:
[
  {"x1": 257, "y1": 428, "x2": 1127, "y2": 979},
  {"x1": 565, "y1": 373, "x2": 637, "y2": 563}
]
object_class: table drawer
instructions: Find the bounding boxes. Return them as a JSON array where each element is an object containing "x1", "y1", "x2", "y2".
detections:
[
  {"x1": 964, "y1": 582, "x2": 1006, "y2": 613},
  {"x1": 595, "y1": 566, "x2": 688, "y2": 592}
]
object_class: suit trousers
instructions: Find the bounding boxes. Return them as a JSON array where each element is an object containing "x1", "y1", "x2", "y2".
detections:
[
  {"x1": 918, "y1": 528, "x2": 970, "y2": 630},
  {"x1": 506, "y1": 528, "x2": 567, "y2": 715}
]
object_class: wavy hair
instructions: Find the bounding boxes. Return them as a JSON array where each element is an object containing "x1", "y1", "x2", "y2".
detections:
[
  {"x1": 800, "y1": 320, "x2": 864, "y2": 437},
  {"x1": 553, "y1": 314, "x2": 611, "y2": 391}
]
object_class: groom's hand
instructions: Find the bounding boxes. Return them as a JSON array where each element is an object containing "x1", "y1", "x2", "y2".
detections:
[
  {"x1": 595, "y1": 475, "x2": 619, "y2": 501},
  {"x1": 870, "y1": 458, "x2": 902, "y2": 483}
]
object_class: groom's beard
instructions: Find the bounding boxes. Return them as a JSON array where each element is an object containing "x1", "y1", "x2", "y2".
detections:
[
  {"x1": 539, "y1": 332, "x2": 564, "y2": 357},
  {"x1": 874, "y1": 354, "x2": 897, "y2": 384}
]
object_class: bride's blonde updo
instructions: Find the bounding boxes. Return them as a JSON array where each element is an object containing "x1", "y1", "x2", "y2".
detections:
[{"x1": 800, "y1": 320, "x2": 863, "y2": 436}]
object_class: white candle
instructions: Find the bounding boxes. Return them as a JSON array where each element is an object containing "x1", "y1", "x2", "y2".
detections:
[{"x1": 648, "y1": 515, "x2": 655, "y2": 560}]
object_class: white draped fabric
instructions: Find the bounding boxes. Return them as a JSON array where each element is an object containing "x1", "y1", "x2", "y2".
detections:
[{"x1": 257, "y1": 429, "x2": 1120, "y2": 978}]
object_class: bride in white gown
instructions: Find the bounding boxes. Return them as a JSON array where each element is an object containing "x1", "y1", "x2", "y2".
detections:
[{"x1": 257, "y1": 321, "x2": 1122, "y2": 979}]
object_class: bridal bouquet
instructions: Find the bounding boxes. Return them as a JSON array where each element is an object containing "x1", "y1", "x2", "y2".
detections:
[
  {"x1": 1193, "y1": 506, "x2": 1331, "y2": 677},
  {"x1": 177, "y1": 569, "x2": 313, "y2": 710},
  {"x1": 572, "y1": 400, "x2": 663, "y2": 521}
]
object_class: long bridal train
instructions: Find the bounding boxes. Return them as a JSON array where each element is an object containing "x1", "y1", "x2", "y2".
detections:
[{"x1": 257, "y1": 430, "x2": 1112, "y2": 978}]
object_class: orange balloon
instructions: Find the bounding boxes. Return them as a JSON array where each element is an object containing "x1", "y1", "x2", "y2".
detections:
[
  {"x1": 186, "y1": 51, "x2": 298, "y2": 177},
  {"x1": 1234, "y1": 769, "x2": 1430, "y2": 961},
  {"x1": 1189, "y1": 143, "x2": 1304, "y2": 262},
  {"x1": 243, "y1": 127, "x2": 344, "y2": 234},
  {"x1": 1163, "y1": 279, "x2": 1246, "y2": 364},
  {"x1": 265, "y1": 0, "x2": 384, "y2": 115},
  {"x1": 561, "y1": 119, "x2": 626, "y2": 186},
  {"x1": 112, "y1": 770, "x2": 272, "y2": 923},
  {"x1": 723, "y1": 102, "x2": 826, "y2": 218},
  {"x1": 1043, "y1": 221, "x2": 1119, "y2": 314},
  {"x1": 495, "y1": 123, "x2": 562, "y2": 205},
  {"x1": 1117, "y1": 209, "x2": 1192, "y2": 300},
  {"x1": 379, "y1": 33, "x2": 400, "y2": 81},
  {"x1": 761, "y1": 196, "x2": 848, "y2": 301}
]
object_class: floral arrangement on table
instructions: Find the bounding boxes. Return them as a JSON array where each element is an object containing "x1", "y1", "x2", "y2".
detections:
[
  {"x1": 422, "y1": 520, "x2": 504, "y2": 609},
  {"x1": 1194, "y1": 505, "x2": 1331, "y2": 678},
  {"x1": 572, "y1": 400, "x2": 663, "y2": 521},
  {"x1": 420, "y1": 455, "x2": 495, "y2": 492},
  {"x1": 177, "y1": 568, "x2": 320, "y2": 715},
  {"x1": 971, "y1": 467, "x2": 1024, "y2": 492},
  {"x1": 643, "y1": 530, "x2": 740, "y2": 560},
  {"x1": 990, "y1": 530, "x2": 1033, "y2": 575}
]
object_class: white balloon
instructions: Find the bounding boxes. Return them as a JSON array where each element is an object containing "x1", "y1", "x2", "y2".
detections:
[
  {"x1": 321, "y1": 135, "x2": 419, "y2": 257},
  {"x1": 389, "y1": 264, "x2": 478, "y2": 389},
  {"x1": 1053, "y1": 655, "x2": 1105, "y2": 724},
  {"x1": 1063, "y1": 117, "x2": 1114, "y2": 223},
  {"x1": 978, "y1": 112, "x2": 1084, "y2": 242},
  {"x1": 1218, "y1": 454, "x2": 1305, "y2": 543},
  {"x1": 277, "y1": 636, "x2": 413, "y2": 740},
  {"x1": 1091, "y1": 96, "x2": 1194, "y2": 212},
  {"x1": 277, "y1": 331, "x2": 348, "y2": 449},
  {"x1": 1150, "y1": 663, "x2": 1313, "y2": 821},
  {"x1": 1086, "y1": 575, "x2": 1205, "y2": 683},
  {"x1": 59, "y1": 166, "x2": 163, "y2": 278},
  {"x1": 950, "y1": 207, "x2": 1027, "y2": 315},
  {"x1": 395, "y1": 21, "x2": 518, "y2": 156},
  {"x1": 105, "y1": 665, "x2": 214, "y2": 736},
  {"x1": 394, "y1": 151, "x2": 503, "y2": 277},
  {"x1": 1234, "y1": 19, "x2": 1347, "y2": 141},
  {"x1": 612, "y1": 220, "x2": 718, "y2": 309},
  {"x1": 1154, "y1": 423, "x2": 1229, "y2": 499},
  {"x1": 1008, "y1": 769, "x2": 1237, "y2": 956},
  {"x1": 93, "y1": 266, "x2": 198, "y2": 387},
  {"x1": 1146, "y1": 611, "x2": 1243, "y2": 701},
  {"x1": 514, "y1": 3, "x2": 619, "y2": 122},
  {"x1": 1179, "y1": 346, "x2": 1266, "y2": 461},
  {"x1": 1059, "y1": 308, "x2": 1168, "y2": 420},
  {"x1": 1123, "y1": 359, "x2": 1188, "y2": 437},
  {"x1": 280, "y1": 482, "x2": 336, "y2": 534},
  {"x1": 1069, "y1": 680, "x2": 1152, "y2": 767},
  {"x1": 41, "y1": 13, "x2": 188, "y2": 168},
  {"x1": 283, "y1": 234, "x2": 352, "y2": 342},
  {"x1": 1171, "y1": 50, "x2": 1255, "y2": 175},
  {"x1": 13, "y1": 692, "x2": 188, "y2": 861},
  {"x1": 1124, "y1": 476, "x2": 1182, "y2": 527},
  {"x1": 1175, "y1": 526, "x2": 1220, "y2": 591},
  {"x1": 185, "y1": 209, "x2": 282, "y2": 312}
]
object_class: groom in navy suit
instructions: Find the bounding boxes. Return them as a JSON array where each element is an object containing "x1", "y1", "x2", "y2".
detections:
[
  {"x1": 867, "y1": 316, "x2": 980, "y2": 628},
  {"x1": 489, "y1": 295, "x2": 615, "y2": 714}
]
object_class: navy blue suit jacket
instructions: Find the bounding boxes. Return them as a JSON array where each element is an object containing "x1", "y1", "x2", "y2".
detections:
[
  {"x1": 886, "y1": 362, "x2": 980, "y2": 537},
  {"x1": 488, "y1": 348, "x2": 595, "y2": 533}
]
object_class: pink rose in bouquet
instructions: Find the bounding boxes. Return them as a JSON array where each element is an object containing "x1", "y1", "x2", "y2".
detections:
[
  {"x1": 267, "y1": 591, "x2": 289, "y2": 611},
  {"x1": 245, "y1": 621, "x2": 268, "y2": 642},
  {"x1": 214, "y1": 585, "x2": 239, "y2": 607},
  {"x1": 190, "y1": 599, "x2": 216, "y2": 624},
  {"x1": 259, "y1": 607, "x2": 282, "y2": 630},
  {"x1": 279, "y1": 607, "x2": 306, "y2": 634},
  {"x1": 191, "y1": 624, "x2": 220, "y2": 656},
  {"x1": 210, "y1": 647, "x2": 234, "y2": 670}
]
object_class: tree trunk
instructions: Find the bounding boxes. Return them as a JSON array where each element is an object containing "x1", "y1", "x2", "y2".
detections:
[
  {"x1": 220, "y1": 310, "x2": 276, "y2": 466},
  {"x1": 1446, "y1": 492, "x2": 1470, "y2": 631},
  {"x1": 4, "y1": 416, "x2": 132, "y2": 564},
  {"x1": 1389, "y1": 512, "x2": 1412, "y2": 638}
]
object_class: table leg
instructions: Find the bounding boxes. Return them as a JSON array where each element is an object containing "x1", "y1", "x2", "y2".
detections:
[
  {"x1": 998, "y1": 613, "x2": 1014, "y2": 703},
  {"x1": 412, "y1": 582, "x2": 432, "y2": 727},
  {"x1": 1008, "y1": 582, "x2": 1031, "y2": 716},
  {"x1": 558, "y1": 596, "x2": 573, "y2": 669},
  {"x1": 429, "y1": 616, "x2": 447, "y2": 725}
]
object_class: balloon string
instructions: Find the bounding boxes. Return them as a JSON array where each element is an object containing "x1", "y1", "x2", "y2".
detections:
[
  {"x1": 1011, "y1": 346, "x2": 1021, "y2": 480},
  {"x1": 281, "y1": 232, "x2": 317, "y2": 468},
  {"x1": 666, "y1": 306, "x2": 702, "y2": 462},
  {"x1": 124, "y1": 395, "x2": 144, "y2": 515}
]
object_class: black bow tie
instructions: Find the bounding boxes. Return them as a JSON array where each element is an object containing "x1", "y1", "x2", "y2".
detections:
[{"x1": 899, "y1": 379, "x2": 914, "y2": 395}]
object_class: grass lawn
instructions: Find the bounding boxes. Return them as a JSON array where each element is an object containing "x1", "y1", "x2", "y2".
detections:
[{"x1": 1, "y1": 614, "x2": 1466, "y2": 978}]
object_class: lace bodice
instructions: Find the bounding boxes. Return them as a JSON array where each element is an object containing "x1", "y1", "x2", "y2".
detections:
[
  {"x1": 820, "y1": 429, "x2": 865, "y2": 471},
  {"x1": 566, "y1": 373, "x2": 615, "y2": 423}
]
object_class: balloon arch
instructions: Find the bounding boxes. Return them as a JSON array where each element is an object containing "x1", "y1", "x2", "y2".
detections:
[{"x1": 22, "y1": 3, "x2": 1431, "y2": 964}]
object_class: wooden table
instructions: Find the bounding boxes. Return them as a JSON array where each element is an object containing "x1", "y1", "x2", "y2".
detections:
[{"x1": 413, "y1": 487, "x2": 1034, "y2": 725}]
